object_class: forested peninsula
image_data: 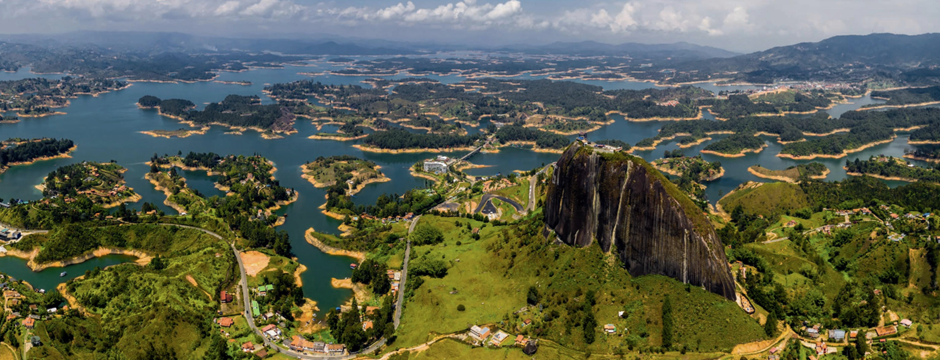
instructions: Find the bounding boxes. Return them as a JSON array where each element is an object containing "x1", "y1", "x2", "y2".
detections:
[
  {"x1": 138, "y1": 95, "x2": 298, "y2": 136},
  {"x1": 0, "y1": 138, "x2": 76, "y2": 174},
  {"x1": 636, "y1": 107, "x2": 940, "y2": 159},
  {"x1": 845, "y1": 156, "x2": 940, "y2": 183}
]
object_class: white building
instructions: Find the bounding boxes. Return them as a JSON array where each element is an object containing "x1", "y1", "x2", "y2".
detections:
[{"x1": 423, "y1": 161, "x2": 448, "y2": 174}]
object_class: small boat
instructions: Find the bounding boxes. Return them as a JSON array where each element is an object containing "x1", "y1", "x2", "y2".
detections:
[
  {"x1": 350, "y1": 263, "x2": 357, "y2": 269},
  {"x1": 60, "y1": 271, "x2": 67, "y2": 277}
]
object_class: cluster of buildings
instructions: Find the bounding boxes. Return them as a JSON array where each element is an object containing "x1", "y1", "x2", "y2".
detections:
[
  {"x1": 0, "y1": 228, "x2": 21, "y2": 241},
  {"x1": 356, "y1": 212, "x2": 415, "y2": 226},
  {"x1": 288, "y1": 335, "x2": 346, "y2": 355},
  {"x1": 468, "y1": 324, "x2": 537, "y2": 353},
  {"x1": 422, "y1": 155, "x2": 455, "y2": 174},
  {"x1": 801, "y1": 318, "x2": 913, "y2": 345}
]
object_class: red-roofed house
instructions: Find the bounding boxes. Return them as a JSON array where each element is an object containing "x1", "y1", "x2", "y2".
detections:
[
  {"x1": 217, "y1": 317, "x2": 234, "y2": 328},
  {"x1": 220, "y1": 291, "x2": 233, "y2": 303}
]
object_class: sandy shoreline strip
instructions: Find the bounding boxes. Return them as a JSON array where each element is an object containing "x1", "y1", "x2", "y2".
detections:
[
  {"x1": 777, "y1": 137, "x2": 895, "y2": 160},
  {"x1": 304, "y1": 228, "x2": 366, "y2": 263}
]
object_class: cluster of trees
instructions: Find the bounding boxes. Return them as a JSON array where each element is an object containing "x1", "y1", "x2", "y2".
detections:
[
  {"x1": 702, "y1": 133, "x2": 765, "y2": 154},
  {"x1": 351, "y1": 259, "x2": 391, "y2": 294},
  {"x1": 363, "y1": 128, "x2": 483, "y2": 150},
  {"x1": 41, "y1": 162, "x2": 125, "y2": 198},
  {"x1": 870, "y1": 85, "x2": 940, "y2": 106},
  {"x1": 31, "y1": 223, "x2": 201, "y2": 263},
  {"x1": 781, "y1": 124, "x2": 894, "y2": 157},
  {"x1": 638, "y1": 107, "x2": 940, "y2": 153},
  {"x1": 845, "y1": 156, "x2": 940, "y2": 183},
  {"x1": 595, "y1": 139, "x2": 631, "y2": 150},
  {"x1": 257, "y1": 271, "x2": 305, "y2": 322},
  {"x1": 910, "y1": 123, "x2": 940, "y2": 143},
  {"x1": 328, "y1": 186, "x2": 441, "y2": 219},
  {"x1": 495, "y1": 125, "x2": 571, "y2": 149},
  {"x1": 325, "y1": 297, "x2": 394, "y2": 352},
  {"x1": 0, "y1": 138, "x2": 74, "y2": 167},
  {"x1": 802, "y1": 176, "x2": 940, "y2": 212},
  {"x1": 700, "y1": 95, "x2": 778, "y2": 118},
  {"x1": 139, "y1": 95, "x2": 297, "y2": 132}
]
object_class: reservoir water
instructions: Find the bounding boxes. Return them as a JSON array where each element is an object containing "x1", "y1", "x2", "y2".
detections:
[{"x1": 0, "y1": 61, "x2": 927, "y2": 312}]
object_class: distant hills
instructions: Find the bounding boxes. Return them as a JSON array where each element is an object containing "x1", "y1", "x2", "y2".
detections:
[
  {"x1": 662, "y1": 33, "x2": 940, "y2": 84},
  {"x1": 510, "y1": 40, "x2": 739, "y2": 60},
  {"x1": 0, "y1": 31, "x2": 737, "y2": 60}
]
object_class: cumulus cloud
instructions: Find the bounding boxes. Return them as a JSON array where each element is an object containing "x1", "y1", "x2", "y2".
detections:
[
  {"x1": 590, "y1": 3, "x2": 639, "y2": 33},
  {"x1": 722, "y1": 6, "x2": 752, "y2": 31},
  {"x1": 334, "y1": 0, "x2": 523, "y2": 27},
  {"x1": 3, "y1": 0, "x2": 940, "y2": 52},
  {"x1": 215, "y1": 1, "x2": 241, "y2": 16}
]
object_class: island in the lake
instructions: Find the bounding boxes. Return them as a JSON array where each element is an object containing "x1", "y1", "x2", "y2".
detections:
[{"x1": 748, "y1": 162, "x2": 830, "y2": 183}]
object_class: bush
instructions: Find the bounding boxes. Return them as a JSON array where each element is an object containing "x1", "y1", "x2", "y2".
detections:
[
  {"x1": 457, "y1": 304, "x2": 465, "y2": 311},
  {"x1": 411, "y1": 225, "x2": 444, "y2": 245}
]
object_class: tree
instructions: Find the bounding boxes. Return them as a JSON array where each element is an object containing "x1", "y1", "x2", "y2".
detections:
[
  {"x1": 764, "y1": 311, "x2": 778, "y2": 337},
  {"x1": 582, "y1": 310, "x2": 597, "y2": 344},
  {"x1": 662, "y1": 296, "x2": 674, "y2": 348},
  {"x1": 526, "y1": 286, "x2": 541, "y2": 305},
  {"x1": 855, "y1": 333, "x2": 868, "y2": 357}
]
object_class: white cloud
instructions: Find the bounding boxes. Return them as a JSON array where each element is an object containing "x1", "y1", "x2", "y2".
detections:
[
  {"x1": 215, "y1": 1, "x2": 241, "y2": 16},
  {"x1": 722, "y1": 6, "x2": 751, "y2": 31},
  {"x1": 588, "y1": 2, "x2": 638, "y2": 33},
  {"x1": 336, "y1": 0, "x2": 523, "y2": 27}
]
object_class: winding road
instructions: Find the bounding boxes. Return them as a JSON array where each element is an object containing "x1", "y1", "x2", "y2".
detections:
[
  {"x1": 472, "y1": 194, "x2": 524, "y2": 214},
  {"x1": 526, "y1": 163, "x2": 554, "y2": 212}
]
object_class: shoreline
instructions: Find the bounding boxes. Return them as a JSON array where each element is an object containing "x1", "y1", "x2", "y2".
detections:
[
  {"x1": 304, "y1": 228, "x2": 366, "y2": 263},
  {"x1": 3, "y1": 145, "x2": 78, "y2": 168},
  {"x1": 909, "y1": 140, "x2": 940, "y2": 145},
  {"x1": 17, "y1": 111, "x2": 67, "y2": 118},
  {"x1": 353, "y1": 144, "x2": 478, "y2": 154},
  {"x1": 140, "y1": 128, "x2": 209, "y2": 139},
  {"x1": 308, "y1": 134, "x2": 368, "y2": 141},
  {"x1": 677, "y1": 137, "x2": 712, "y2": 149},
  {"x1": 777, "y1": 136, "x2": 895, "y2": 160},
  {"x1": 701, "y1": 144, "x2": 768, "y2": 158},
  {"x1": 500, "y1": 141, "x2": 565, "y2": 154},
  {"x1": 844, "y1": 170, "x2": 918, "y2": 183},
  {"x1": 0, "y1": 247, "x2": 150, "y2": 272},
  {"x1": 903, "y1": 154, "x2": 940, "y2": 163},
  {"x1": 747, "y1": 166, "x2": 831, "y2": 183},
  {"x1": 410, "y1": 168, "x2": 441, "y2": 183},
  {"x1": 144, "y1": 173, "x2": 188, "y2": 214},
  {"x1": 652, "y1": 162, "x2": 725, "y2": 182},
  {"x1": 860, "y1": 100, "x2": 940, "y2": 111}
]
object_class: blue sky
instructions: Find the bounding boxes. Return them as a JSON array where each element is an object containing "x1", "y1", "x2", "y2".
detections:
[{"x1": 3, "y1": 0, "x2": 938, "y2": 52}]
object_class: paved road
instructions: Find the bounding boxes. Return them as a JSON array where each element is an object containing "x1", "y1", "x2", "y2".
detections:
[
  {"x1": 526, "y1": 163, "x2": 554, "y2": 212},
  {"x1": 472, "y1": 194, "x2": 524, "y2": 214},
  {"x1": 0, "y1": 221, "x2": 48, "y2": 236},
  {"x1": 395, "y1": 215, "x2": 419, "y2": 329}
]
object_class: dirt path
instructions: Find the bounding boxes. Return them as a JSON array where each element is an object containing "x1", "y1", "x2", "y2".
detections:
[
  {"x1": 186, "y1": 275, "x2": 212, "y2": 300},
  {"x1": 732, "y1": 325, "x2": 793, "y2": 355},
  {"x1": 375, "y1": 334, "x2": 458, "y2": 360}
]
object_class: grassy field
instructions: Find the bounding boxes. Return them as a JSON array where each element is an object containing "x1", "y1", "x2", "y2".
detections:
[
  {"x1": 0, "y1": 344, "x2": 15, "y2": 360},
  {"x1": 393, "y1": 215, "x2": 765, "y2": 357},
  {"x1": 492, "y1": 178, "x2": 530, "y2": 206},
  {"x1": 719, "y1": 182, "x2": 811, "y2": 218}
]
